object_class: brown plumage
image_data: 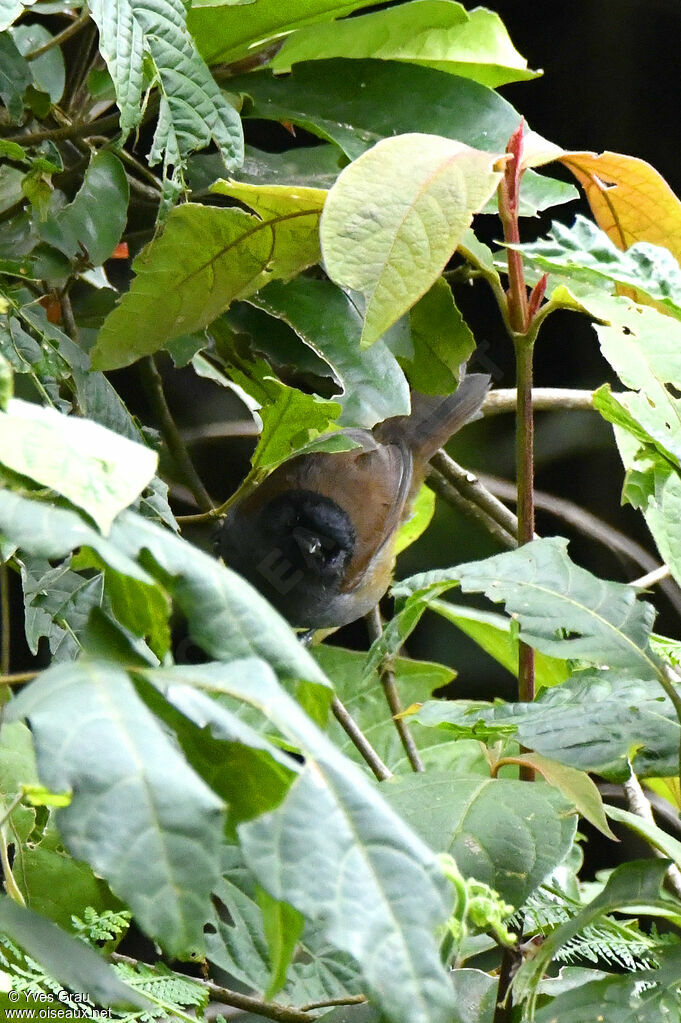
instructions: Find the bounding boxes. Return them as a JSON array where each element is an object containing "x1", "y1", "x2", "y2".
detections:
[{"x1": 217, "y1": 373, "x2": 490, "y2": 628}]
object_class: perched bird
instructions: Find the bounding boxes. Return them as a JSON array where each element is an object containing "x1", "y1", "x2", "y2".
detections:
[{"x1": 217, "y1": 373, "x2": 490, "y2": 628}]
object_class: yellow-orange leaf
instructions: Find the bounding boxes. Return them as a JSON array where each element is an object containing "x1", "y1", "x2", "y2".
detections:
[
  {"x1": 520, "y1": 137, "x2": 681, "y2": 261},
  {"x1": 558, "y1": 151, "x2": 681, "y2": 260}
]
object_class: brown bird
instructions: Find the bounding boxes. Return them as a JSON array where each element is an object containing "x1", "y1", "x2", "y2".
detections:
[{"x1": 217, "y1": 373, "x2": 490, "y2": 628}]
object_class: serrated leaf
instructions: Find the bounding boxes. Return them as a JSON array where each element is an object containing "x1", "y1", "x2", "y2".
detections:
[
  {"x1": 39, "y1": 152, "x2": 129, "y2": 267},
  {"x1": 90, "y1": 0, "x2": 243, "y2": 175},
  {"x1": 249, "y1": 276, "x2": 411, "y2": 427},
  {"x1": 147, "y1": 660, "x2": 456, "y2": 1023},
  {"x1": 321, "y1": 133, "x2": 504, "y2": 345},
  {"x1": 414, "y1": 670, "x2": 681, "y2": 781},
  {"x1": 513, "y1": 215, "x2": 681, "y2": 317},
  {"x1": 0, "y1": 398, "x2": 157, "y2": 533},
  {"x1": 395, "y1": 536, "x2": 659, "y2": 677},
  {"x1": 0, "y1": 897, "x2": 150, "y2": 1009},
  {"x1": 383, "y1": 772, "x2": 576, "y2": 907},
  {"x1": 270, "y1": 1, "x2": 538, "y2": 87},
  {"x1": 19, "y1": 554, "x2": 104, "y2": 660},
  {"x1": 92, "y1": 188, "x2": 324, "y2": 369},
  {"x1": 6, "y1": 661, "x2": 226, "y2": 958}
]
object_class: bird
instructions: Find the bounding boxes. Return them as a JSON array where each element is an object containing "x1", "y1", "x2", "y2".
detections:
[{"x1": 217, "y1": 373, "x2": 490, "y2": 628}]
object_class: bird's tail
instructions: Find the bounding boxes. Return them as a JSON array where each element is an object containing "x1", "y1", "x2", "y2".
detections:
[{"x1": 375, "y1": 373, "x2": 490, "y2": 464}]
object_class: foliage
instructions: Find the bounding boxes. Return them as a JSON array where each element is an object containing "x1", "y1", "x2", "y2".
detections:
[{"x1": 1, "y1": 3, "x2": 681, "y2": 1023}]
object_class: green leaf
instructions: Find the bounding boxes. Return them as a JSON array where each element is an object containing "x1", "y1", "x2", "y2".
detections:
[
  {"x1": 313, "y1": 644, "x2": 489, "y2": 777},
  {"x1": 450, "y1": 969, "x2": 497, "y2": 1023},
  {"x1": 514, "y1": 216, "x2": 681, "y2": 317},
  {"x1": 38, "y1": 152, "x2": 129, "y2": 267},
  {"x1": 19, "y1": 553, "x2": 104, "y2": 660},
  {"x1": 514, "y1": 859, "x2": 675, "y2": 1013},
  {"x1": 271, "y1": 1, "x2": 539, "y2": 88},
  {"x1": 249, "y1": 276, "x2": 411, "y2": 427},
  {"x1": 210, "y1": 179, "x2": 326, "y2": 275},
  {"x1": 232, "y1": 59, "x2": 577, "y2": 214},
  {"x1": 0, "y1": 350, "x2": 12, "y2": 409},
  {"x1": 535, "y1": 947, "x2": 681, "y2": 1023},
  {"x1": 414, "y1": 670, "x2": 681, "y2": 782},
  {"x1": 206, "y1": 846, "x2": 363, "y2": 1005},
  {"x1": 605, "y1": 803, "x2": 681, "y2": 867},
  {"x1": 89, "y1": 0, "x2": 243, "y2": 177},
  {"x1": 0, "y1": 32, "x2": 32, "y2": 121},
  {"x1": 149, "y1": 660, "x2": 457, "y2": 1023},
  {"x1": 188, "y1": 0, "x2": 377, "y2": 65},
  {"x1": 395, "y1": 536, "x2": 659, "y2": 677},
  {"x1": 19, "y1": 839, "x2": 122, "y2": 935},
  {"x1": 12, "y1": 22, "x2": 65, "y2": 103},
  {"x1": 513, "y1": 752, "x2": 616, "y2": 840},
  {"x1": 111, "y1": 510, "x2": 331, "y2": 698},
  {"x1": 0, "y1": 1, "x2": 37, "y2": 32},
  {"x1": 404, "y1": 277, "x2": 475, "y2": 393},
  {"x1": 0, "y1": 398, "x2": 158, "y2": 533},
  {"x1": 219, "y1": 142, "x2": 344, "y2": 190},
  {"x1": 92, "y1": 185, "x2": 325, "y2": 369},
  {"x1": 7, "y1": 660, "x2": 226, "y2": 958},
  {"x1": 0, "y1": 897, "x2": 150, "y2": 1009},
  {"x1": 395, "y1": 483, "x2": 436, "y2": 555},
  {"x1": 383, "y1": 772, "x2": 576, "y2": 907},
  {"x1": 321, "y1": 133, "x2": 503, "y2": 345},
  {"x1": 91, "y1": 205, "x2": 267, "y2": 369},
  {"x1": 257, "y1": 888, "x2": 305, "y2": 998},
  {"x1": 428, "y1": 601, "x2": 568, "y2": 689},
  {"x1": 104, "y1": 566, "x2": 171, "y2": 659},
  {"x1": 250, "y1": 383, "x2": 341, "y2": 471}
]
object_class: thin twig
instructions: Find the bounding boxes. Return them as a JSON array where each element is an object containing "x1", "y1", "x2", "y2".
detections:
[
  {"x1": 430, "y1": 452, "x2": 524, "y2": 544},
  {"x1": 25, "y1": 9, "x2": 91, "y2": 60},
  {"x1": 331, "y1": 696, "x2": 392, "y2": 781},
  {"x1": 0, "y1": 672, "x2": 38, "y2": 687},
  {"x1": 482, "y1": 387, "x2": 598, "y2": 416},
  {"x1": 631, "y1": 564, "x2": 672, "y2": 590},
  {"x1": 140, "y1": 356, "x2": 215, "y2": 514},
  {"x1": 426, "y1": 467, "x2": 517, "y2": 549},
  {"x1": 365, "y1": 607, "x2": 424, "y2": 773},
  {"x1": 111, "y1": 952, "x2": 313, "y2": 1023},
  {"x1": 299, "y1": 995, "x2": 367, "y2": 1011},
  {"x1": 2, "y1": 112, "x2": 121, "y2": 145}
]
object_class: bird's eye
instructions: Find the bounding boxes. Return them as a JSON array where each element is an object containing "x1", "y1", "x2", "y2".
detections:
[{"x1": 292, "y1": 525, "x2": 334, "y2": 565}]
